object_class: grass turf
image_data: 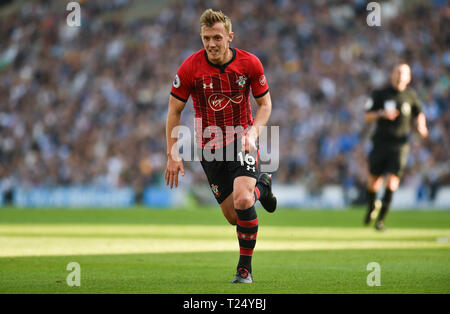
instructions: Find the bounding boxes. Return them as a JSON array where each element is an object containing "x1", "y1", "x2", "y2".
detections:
[{"x1": 0, "y1": 207, "x2": 449, "y2": 294}]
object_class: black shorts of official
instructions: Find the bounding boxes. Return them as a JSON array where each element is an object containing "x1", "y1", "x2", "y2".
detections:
[
  {"x1": 368, "y1": 143, "x2": 410, "y2": 178},
  {"x1": 199, "y1": 140, "x2": 260, "y2": 204}
]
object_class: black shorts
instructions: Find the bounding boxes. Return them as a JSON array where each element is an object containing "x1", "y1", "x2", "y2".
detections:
[
  {"x1": 199, "y1": 140, "x2": 260, "y2": 204},
  {"x1": 368, "y1": 143, "x2": 409, "y2": 178}
]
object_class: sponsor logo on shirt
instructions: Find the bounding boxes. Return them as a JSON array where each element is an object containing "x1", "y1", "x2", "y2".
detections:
[
  {"x1": 208, "y1": 93, "x2": 244, "y2": 111},
  {"x1": 203, "y1": 82, "x2": 213, "y2": 89}
]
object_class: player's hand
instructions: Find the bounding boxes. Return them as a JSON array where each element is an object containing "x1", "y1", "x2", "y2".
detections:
[
  {"x1": 165, "y1": 157, "x2": 185, "y2": 189},
  {"x1": 418, "y1": 125, "x2": 428, "y2": 138},
  {"x1": 379, "y1": 109, "x2": 400, "y2": 121},
  {"x1": 241, "y1": 129, "x2": 258, "y2": 154}
]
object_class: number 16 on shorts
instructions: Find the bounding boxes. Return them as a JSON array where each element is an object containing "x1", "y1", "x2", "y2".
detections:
[{"x1": 238, "y1": 151, "x2": 256, "y2": 172}]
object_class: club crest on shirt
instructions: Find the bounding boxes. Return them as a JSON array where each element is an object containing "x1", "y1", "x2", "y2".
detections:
[
  {"x1": 236, "y1": 75, "x2": 247, "y2": 89},
  {"x1": 401, "y1": 102, "x2": 411, "y2": 116},
  {"x1": 210, "y1": 184, "x2": 220, "y2": 198}
]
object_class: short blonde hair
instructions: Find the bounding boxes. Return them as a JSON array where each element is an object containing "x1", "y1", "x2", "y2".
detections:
[{"x1": 200, "y1": 9, "x2": 232, "y2": 34}]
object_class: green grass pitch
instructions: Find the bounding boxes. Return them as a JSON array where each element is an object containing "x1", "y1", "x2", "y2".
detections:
[{"x1": 0, "y1": 206, "x2": 449, "y2": 294}]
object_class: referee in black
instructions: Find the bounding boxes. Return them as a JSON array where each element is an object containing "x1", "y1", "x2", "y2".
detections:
[{"x1": 364, "y1": 63, "x2": 429, "y2": 231}]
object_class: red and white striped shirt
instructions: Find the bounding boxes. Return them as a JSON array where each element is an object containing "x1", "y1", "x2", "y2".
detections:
[{"x1": 170, "y1": 48, "x2": 269, "y2": 149}]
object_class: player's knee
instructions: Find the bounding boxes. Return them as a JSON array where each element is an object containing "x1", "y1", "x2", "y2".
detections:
[
  {"x1": 233, "y1": 193, "x2": 254, "y2": 210},
  {"x1": 386, "y1": 176, "x2": 400, "y2": 191},
  {"x1": 367, "y1": 184, "x2": 378, "y2": 193},
  {"x1": 368, "y1": 176, "x2": 382, "y2": 192}
]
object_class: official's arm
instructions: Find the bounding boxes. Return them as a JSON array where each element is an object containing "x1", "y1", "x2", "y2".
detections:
[{"x1": 416, "y1": 112, "x2": 428, "y2": 138}]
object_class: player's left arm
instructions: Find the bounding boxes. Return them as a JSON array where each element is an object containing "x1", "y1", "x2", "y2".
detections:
[
  {"x1": 411, "y1": 91, "x2": 428, "y2": 138},
  {"x1": 242, "y1": 54, "x2": 271, "y2": 153},
  {"x1": 243, "y1": 92, "x2": 272, "y2": 153},
  {"x1": 416, "y1": 112, "x2": 428, "y2": 138}
]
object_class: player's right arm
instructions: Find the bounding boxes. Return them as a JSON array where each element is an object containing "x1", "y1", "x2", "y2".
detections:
[
  {"x1": 364, "y1": 110, "x2": 381, "y2": 123},
  {"x1": 365, "y1": 110, "x2": 399, "y2": 122},
  {"x1": 165, "y1": 95, "x2": 186, "y2": 189},
  {"x1": 165, "y1": 59, "x2": 192, "y2": 189},
  {"x1": 364, "y1": 91, "x2": 399, "y2": 122}
]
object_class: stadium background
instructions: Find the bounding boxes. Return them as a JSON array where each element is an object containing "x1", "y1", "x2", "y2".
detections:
[
  {"x1": 1, "y1": 0, "x2": 450, "y2": 296},
  {"x1": 0, "y1": 0, "x2": 449, "y2": 209}
]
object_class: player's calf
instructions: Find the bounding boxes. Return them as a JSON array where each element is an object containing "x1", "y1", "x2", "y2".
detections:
[{"x1": 234, "y1": 205, "x2": 258, "y2": 281}]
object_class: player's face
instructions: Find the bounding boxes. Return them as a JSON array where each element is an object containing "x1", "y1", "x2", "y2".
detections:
[
  {"x1": 201, "y1": 22, "x2": 234, "y2": 65},
  {"x1": 391, "y1": 64, "x2": 411, "y2": 91}
]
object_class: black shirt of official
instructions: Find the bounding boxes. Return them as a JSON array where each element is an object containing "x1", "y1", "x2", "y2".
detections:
[{"x1": 366, "y1": 85, "x2": 421, "y2": 146}]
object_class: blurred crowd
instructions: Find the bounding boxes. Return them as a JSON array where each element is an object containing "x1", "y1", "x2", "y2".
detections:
[{"x1": 0, "y1": 0, "x2": 449, "y2": 203}]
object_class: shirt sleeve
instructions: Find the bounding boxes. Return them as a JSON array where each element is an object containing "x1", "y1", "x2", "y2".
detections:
[
  {"x1": 365, "y1": 90, "x2": 381, "y2": 112},
  {"x1": 410, "y1": 90, "x2": 422, "y2": 117},
  {"x1": 170, "y1": 59, "x2": 192, "y2": 103},
  {"x1": 248, "y1": 54, "x2": 269, "y2": 98}
]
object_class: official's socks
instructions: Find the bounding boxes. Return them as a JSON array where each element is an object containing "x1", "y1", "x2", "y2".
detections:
[
  {"x1": 366, "y1": 189, "x2": 377, "y2": 215},
  {"x1": 377, "y1": 188, "x2": 394, "y2": 222}
]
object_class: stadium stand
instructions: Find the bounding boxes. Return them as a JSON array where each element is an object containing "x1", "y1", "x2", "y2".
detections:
[{"x1": 0, "y1": 0, "x2": 448, "y2": 207}]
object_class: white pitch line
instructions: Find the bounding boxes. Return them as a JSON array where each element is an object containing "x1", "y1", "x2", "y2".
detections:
[
  {"x1": 0, "y1": 224, "x2": 449, "y2": 257},
  {"x1": 0, "y1": 237, "x2": 448, "y2": 257}
]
